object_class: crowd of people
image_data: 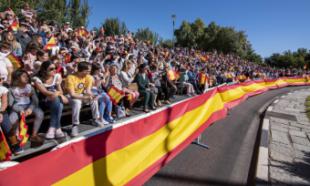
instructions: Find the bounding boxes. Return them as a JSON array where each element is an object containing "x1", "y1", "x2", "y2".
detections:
[{"x1": 0, "y1": 4, "x2": 307, "y2": 155}]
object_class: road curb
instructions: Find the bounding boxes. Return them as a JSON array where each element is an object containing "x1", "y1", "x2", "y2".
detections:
[
  {"x1": 256, "y1": 117, "x2": 270, "y2": 185},
  {"x1": 255, "y1": 96, "x2": 287, "y2": 185}
]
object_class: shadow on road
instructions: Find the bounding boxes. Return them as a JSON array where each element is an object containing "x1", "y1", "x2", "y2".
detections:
[{"x1": 152, "y1": 172, "x2": 245, "y2": 186}]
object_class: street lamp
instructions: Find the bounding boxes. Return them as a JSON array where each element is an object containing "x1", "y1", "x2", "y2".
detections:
[{"x1": 171, "y1": 14, "x2": 176, "y2": 47}]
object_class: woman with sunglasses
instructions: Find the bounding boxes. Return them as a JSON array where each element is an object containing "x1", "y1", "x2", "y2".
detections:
[{"x1": 33, "y1": 61, "x2": 68, "y2": 139}]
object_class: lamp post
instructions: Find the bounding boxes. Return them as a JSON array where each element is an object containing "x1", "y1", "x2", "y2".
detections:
[{"x1": 172, "y1": 14, "x2": 176, "y2": 48}]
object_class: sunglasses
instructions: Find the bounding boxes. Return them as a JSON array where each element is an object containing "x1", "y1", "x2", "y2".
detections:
[{"x1": 48, "y1": 67, "x2": 56, "y2": 71}]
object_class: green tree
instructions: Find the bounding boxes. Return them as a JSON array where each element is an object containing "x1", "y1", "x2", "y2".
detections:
[
  {"x1": 134, "y1": 28, "x2": 159, "y2": 45},
  {"x1": 67, "y1": 0, "x2": 89, "y2": 27},
  {"x1": 245, "y1": 48, "x2": 263, "y2": 64},
  {"x1": 265, "y1": 49, "x2": 310, "y2": 68},
  {"x1": 1, "y1": 0, "x2": 89, "y2": 27},
  {"x1": 174, "y1": 21, "x2": 195, "y2": 48},
  {"x1": 102, "y1": 18, "x2": 128, "y2": 36},
  {"x1": 159, "y1": 39, "x2": 174, "y2": 48},
  {"x1": 191, "y1": 18, "x2": 205, "y2": 48},
  {"x1": 175, "y1": 19, "x2": 262, "y2": 63},
  {"x1": 36, "y1": 0, "x2": 67, "y2": 24}
]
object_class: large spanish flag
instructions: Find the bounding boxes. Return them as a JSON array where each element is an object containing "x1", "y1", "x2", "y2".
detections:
[{"x1": 0, "y1": 77, "x2": 308, "y2": 186}]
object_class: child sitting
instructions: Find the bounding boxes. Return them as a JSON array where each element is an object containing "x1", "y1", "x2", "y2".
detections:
[{"x1": 9, "y1": 69, "x2": 44, "y2": 149}]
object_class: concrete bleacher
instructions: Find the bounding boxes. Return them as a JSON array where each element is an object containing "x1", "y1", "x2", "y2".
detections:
[{"x1": 11, "y1": 94, "x2": 189, "y2": 162}]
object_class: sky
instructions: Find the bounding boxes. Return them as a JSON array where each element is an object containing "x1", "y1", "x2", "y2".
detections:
[{"x1": 88, "y1": 0, "x2": 310, "y2": 58}]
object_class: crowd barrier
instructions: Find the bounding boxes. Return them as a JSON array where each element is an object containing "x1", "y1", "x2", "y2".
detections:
[{"x1": 0, "y1": 77, "x2": 309, "y2": 186}]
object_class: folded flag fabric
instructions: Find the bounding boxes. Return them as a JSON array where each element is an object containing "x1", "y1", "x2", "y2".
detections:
[
  {"x1": 107, "y1": 86, "x2": 125, "y2": 105},
  {"x1": 199, "y1": 73, "x2": 207, "y2": 85},
  {"x1": 44, "y1": 36, "x2": 57, "y2": 50},
  {"x1": 200, "y1": 55, "x2": 209, "y2": 62},
  {"x1": 7, "y1": 53, "x2": 22, "y2": 70},
  {"x1": 167, "y1": 70, "x2": 176, "y2": 81},
  {"x1": 18, "y1": 113, "x2": 29, "y2": 147},
  {"x1": 9, "y1": 20, "x2": 19, "y2": 32},
  {"x1": 0, "y1": 128, "x2": 11, "y2": 161},
  {"x1": 126, "y1": 93, "x2": 134, "y2": 103},
  {"x1": 77, "y1": 28, "x2": 89, "y2": 38},
  {"x1": 175, "y1": 71, "x2": 180, "y2": 80}
]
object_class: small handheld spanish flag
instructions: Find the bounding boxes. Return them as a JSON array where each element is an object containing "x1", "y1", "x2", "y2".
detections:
[
  {"x1": 18, "y1": 113, "x2": 29, "y2": 147},
  {"x1": 126, "y1": 93, "x2": 133, "y2": 102},
  {"x1": 44, "y1": 36, "x2": 57, "y2": 50},
  {"x1": 77, "y1": 28, "x2": 89, "y2": 38},
  {"x1": 199, "y1": 73, "x2": 207, "y2": 85},
  {"x1": 200, "y1": 55, "x2": 209, "y2": 62},
  {"x1": 175, "y1": 71, "x2": 180, "y2": 80},
  {"x1": 0, "y1": 128, "x2": 12, "y2": 161},
  {"x1": 7, "y1": 53, "x2": 22, "y2": 70},
  {"x1": 167, "y1": 70, "x2": 176, "y2": 81},
  {"x1": 107, "y1": 86, "x2": 125, "y2": 105},
  {"x1": 9, "y1": 20, "x2": 19, "y2": 32}
]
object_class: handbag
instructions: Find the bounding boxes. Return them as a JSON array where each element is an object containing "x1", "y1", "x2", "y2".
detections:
[{"x1": 127, "y1": 83, "x2": 138, "y2": 91}]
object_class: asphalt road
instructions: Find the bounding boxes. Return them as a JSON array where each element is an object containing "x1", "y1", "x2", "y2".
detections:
[{"x1": 145, "y1": 86, "x2": 307, "y2": 186}]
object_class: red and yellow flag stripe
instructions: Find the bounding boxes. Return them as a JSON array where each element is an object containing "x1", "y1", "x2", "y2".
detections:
[
  {"x1": 107, "y1": 86, "x2": 125, "y2": 104},
  {"x1": 7, "y1": 53, "x2": 22, "y2": 70},
  {"x1": 167, "y1": 70, "x2": 176, "y2": 81},
  {"x1": 0, "y1": 129, "x2": 11, "y2": 161},
  {"x1": 44, "y1": 36, "x2": 57, "y2": 50},
  {"x1": 18, "y1": 113, "x2": 29, "y2": 147},
  {"x1": 0, "y1": 77, "x2": 309, "y2": 186}
]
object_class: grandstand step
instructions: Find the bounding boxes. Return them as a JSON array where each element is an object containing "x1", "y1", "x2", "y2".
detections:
[{"x1": 10, "y1": 95, "x2": 190, "y2": 162}]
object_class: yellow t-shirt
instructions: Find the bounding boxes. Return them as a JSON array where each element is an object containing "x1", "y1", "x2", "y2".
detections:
[{"x1": 66, "y1": 74, "x2": 93, "y2": 94}]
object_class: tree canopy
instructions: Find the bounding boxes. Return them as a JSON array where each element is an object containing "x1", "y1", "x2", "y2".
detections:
[
  {"x1": 101, "y1": 18, "x2": 128, "y2": 36},
  {"x1": 174, "y1": 19, "x2": 262, "y2": 63},
  {"x1": 134, "y1": 27, "x2": 159, "y2": 45},
  {"x1": 1, "y1": 0, "x2": 89, "y2": 28},
  {"x1": 265, "y1": 48, "x2": 310, "y2": 69}
]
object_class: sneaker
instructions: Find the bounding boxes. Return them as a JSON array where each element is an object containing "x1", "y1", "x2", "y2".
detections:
[
  {"x1": 93, "y1": 119, "x2": 108, "y2": 127},
  {"x1": 45, "y1": 127, "x2": 56, "y2": 139},
  {"x1": 106, "y1": 116, "x2": 115, "y2": 124},
  {"x1": 55, "y1": 128, "x2": 65, "y2": 138},
  {"x1": 71, "y1": 125, "x2": 79, "y2": 137},
  {"x1": 12, "y1": 145, "x2": 24, "y2": 155}
]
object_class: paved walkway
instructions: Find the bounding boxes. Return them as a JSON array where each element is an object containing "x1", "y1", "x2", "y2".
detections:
[{"x1": 265, "y1": 88, "x2": 310, "y2": 185}]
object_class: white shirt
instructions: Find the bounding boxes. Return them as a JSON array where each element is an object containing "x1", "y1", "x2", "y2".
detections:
[
  {"x1": 0, "y1": 86, "x2": 8, "y2": 108},
  {"x1": 0, "y1": 56, "x2": 13, "y2": 81},
  {"x1": 33, "y1": 74, "x2": 61, "y2": 92},
  {"x1": 120, "y1": 71, "x2": 134, "y2": 87},
  {"x1": 11, "y1": 84, "x2": 32, "y2": 105}
]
